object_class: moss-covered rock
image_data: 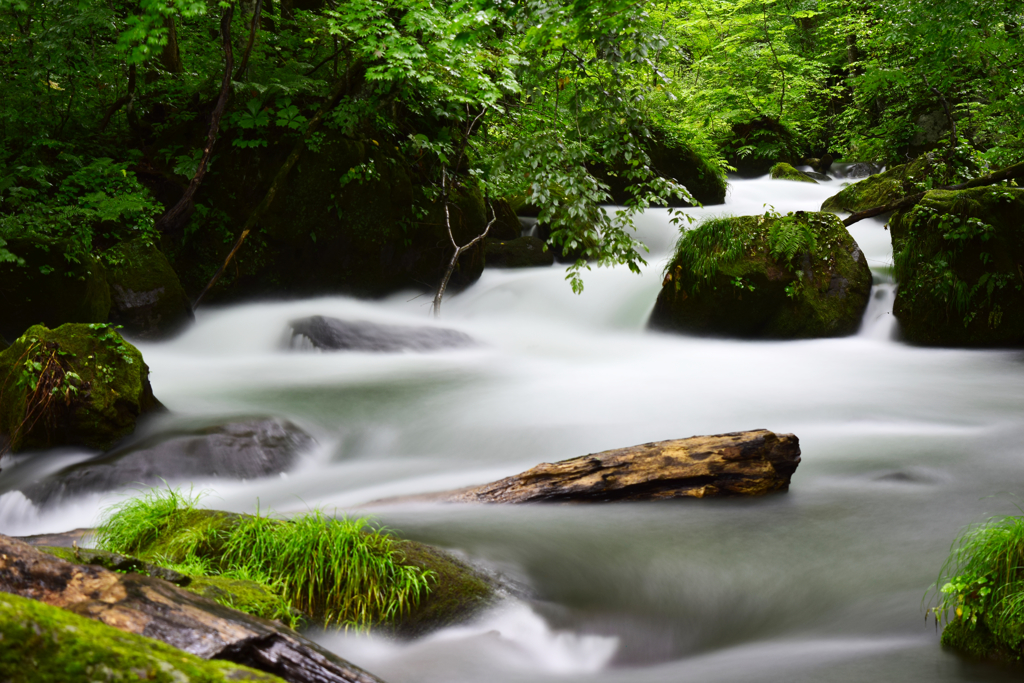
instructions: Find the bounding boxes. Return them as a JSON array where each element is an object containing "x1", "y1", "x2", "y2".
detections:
[
  {"x1": 770, "y1": 162, "x2": 818, "y2": 183},
  {"x1": 0, "y1": 592, "x2": 285, "y2": 683},
  {"x1": 890, "y1": 186, "x2": 1024, "y2": 347},
  {"x1": 103, "y1": 238, "x2": 193, "y2": 340},
  {"x1": 166, "y1": 130, "x2": 487, "y2": 303},
  {"x1": 484, "y1": 236, "x2": 555, "y2": 268},
  {"x1": 0, "y1": 236, "x2": 111, "y2": 343},
  {"x1": 649, "y1": 211, "x2": 872, "y2": 338},
  {"x1": 0, "y1": 323, "x2": 161, "y2": 452},
  {"x1": 489, "y1": 198, "x2": 524, "y2": 241},
  {"x1": 720, "y1": 116, "x2": 800, "y2": 177},
  {"x1": 820, "y1": 152, "x2": 980, "y2": 213},
  {"x1": 941, "y1": 616, "x2": 1023, "y2": 664},
  {"x1": 598, "y1": 133, "x2": 728, "y2": 207},
  {"x1": 100, "y1": 505, "x2": 495, "y2": 634}
]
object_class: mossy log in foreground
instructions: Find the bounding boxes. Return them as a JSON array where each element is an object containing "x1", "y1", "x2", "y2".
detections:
[
  {"x1": 378, "y1": 429, "x2": 800, "y2": 504},
  {"x1": 0, "y1": 591, "x2": 285, "y2": 683},
  {"x1": 0, "y1": 534, "x2": 385, "y2": 683},
  {"x1": 649, "y1": 212, "x2": 872, "y2": 339},
  {"x1": 0, "y1": 323, "x2": 162, "y2": 453},
  {"x1": 890, "y1": 186, "x2": 1024, "y2": 347}
]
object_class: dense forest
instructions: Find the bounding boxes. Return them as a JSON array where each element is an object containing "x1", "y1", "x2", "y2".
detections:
[{"x1": 1, "y1": 0, "x2": 1021, "y2": 318}]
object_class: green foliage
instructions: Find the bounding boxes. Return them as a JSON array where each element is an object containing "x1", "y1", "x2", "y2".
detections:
[
  {"x1": 95, "y1": 487, "x2": 435, "y2": 630},
  {"x1": 929, "y1": 514, "x2": 1024, "y2": 659}
]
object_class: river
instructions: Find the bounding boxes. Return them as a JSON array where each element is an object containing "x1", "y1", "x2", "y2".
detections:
[{"x1": 2, "y1": 175, "x2": 1023, "y2": 682}]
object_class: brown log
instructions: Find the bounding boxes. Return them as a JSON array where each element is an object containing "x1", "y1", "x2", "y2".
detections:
[
  {"x1": 0, "y1": 534, "x2": 385, "y2": 683},
  {"x1": 378, "y1": 429, "x2": 800, "y2": 505}
]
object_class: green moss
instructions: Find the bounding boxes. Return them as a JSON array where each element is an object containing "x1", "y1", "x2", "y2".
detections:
[
  {"x1": 821, "y1": 152, "x2": 977, "y2": 213},
  {"x1": 103, "y1": 238, "x2": 193, "y2": 340},
  {"x1": 0, "y1": 323, "x2": 161, "y2": 452},
  {"x1": 649, "y1": 211, "x2": 872, "y2": 338},
  {"x1": 0, "y1": 592, "x2": 285, "y2": 683},
  {"x1": 890, "y1": 186, "x2": 1024, "y2": 346},
  {"x1": 769, "y1": 162, "x2": 817, "y2": 183},
  {"x1": 941, "y1": 618, "x2": 1022, "y2": 663}
]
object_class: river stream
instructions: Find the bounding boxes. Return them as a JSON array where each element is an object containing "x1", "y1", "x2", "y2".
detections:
[{"x1": 2, "y1": 175, "x2": 1023, "y2": 682}]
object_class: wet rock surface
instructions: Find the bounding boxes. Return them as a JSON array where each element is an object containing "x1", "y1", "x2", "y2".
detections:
[
  {"x1": 0, "y1": 534, "x2": 386, "y2": 683},
  {"x1": 484, "y1": 236, "x2": 554, "y2": 268},
  {"x1": 289, "y1": 316, "x2": 475, "y2": 352},
  {"x1": 21, "y1": 418, "x2": 313, "y2": 504},
  {"x1": 376, "y1": 429, "x2": 800, "y2": 504}
]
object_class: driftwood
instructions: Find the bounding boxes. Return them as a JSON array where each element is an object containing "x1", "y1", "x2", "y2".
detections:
[
  {"x1": 377, "y1": 429, "x2": 800, "y2": 504},
  {"x1": 842, "y1": 160, "x2": 1024, "y2": 227},
  {"x1": 0, "y1": 534, "x2": 384, "y2": 683}
]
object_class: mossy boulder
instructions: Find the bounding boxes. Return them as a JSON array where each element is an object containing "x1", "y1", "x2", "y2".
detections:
[
  {"x1": 0, "y1": 592, "x2": 286, "y2": 683},
  {"x1": 721, "y1": 116, "x2": 800, "y2": 177},
  {"x1": 821, "y1": 152, "x2": 981, "y2": 213},
  {"x1": 770, "y1": 162, "x2": 818, "y2": 183},
  {"x1": 167, "y1": 130, "x2": 487, "y2": 302},
  {"x1": 941, "y1": 616, "x2": 1023, "y2": 664},
  {"x1": 102, "y1": 506, "x2": 495, "y2": 635},
  {"x1": 598, "y1": 133, "x2": 728, "y2": 207},
  {"x1": 0, "y1": 323, "x2": 161, "y2": 452},
  {"x1": 649, "y1": 211, "x2": 872, "y2": 338},
  {"x1": 890, "y1": 186, "x2": 1024, "y2": 347},
  {"x1": 103, "y1": 238, "x2": 193, "y2": 340},
  {"x1": 484, "y1": 235, "x2": 554, "y2": 268},
  {"x1": 0, "y1": 236, "x2": 111, "y2": 343},
  {"x1": 489, "y1": 198, "x2": 524, "y2": 241}
]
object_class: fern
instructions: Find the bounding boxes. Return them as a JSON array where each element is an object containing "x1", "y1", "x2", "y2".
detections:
[{"x1": 767, "y1": 216, "x2": 817, "y2": 262}]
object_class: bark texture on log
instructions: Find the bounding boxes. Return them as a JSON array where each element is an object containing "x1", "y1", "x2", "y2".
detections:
[
  {"x1": 382, "y1": 429, "x2": 800, "y2": 505},
  {"x1": 0, "y1": 534, "x2": 384, "y2": 683}
]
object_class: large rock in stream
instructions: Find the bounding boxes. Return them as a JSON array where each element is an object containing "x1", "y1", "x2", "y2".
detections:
[
  {"x1": 289, "y1": 316, "x2": 475, "y2": 352},
  {"x1": 20, "y1": 417, "x2": 314, "y2": 504},
  {"x1": 0, "y1": 534, "x2": 385, "y2": 683},
  {"x1": 378, "y1": 429, "x2": 800, "y2": 504},
  {"x1": 890, "y1": 186, "x2": 1024, "y2": 347},
  {"x1": 0, "y1": 323, "x2": 162, "y2": 453},
  {"x1": 648, "y1": 212, "x2": 872, "y2": 339}
]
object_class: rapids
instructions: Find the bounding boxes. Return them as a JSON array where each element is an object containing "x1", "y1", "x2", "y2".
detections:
[{"x1": 2, "y1": 175, "x2": 1023, "y2": 682}]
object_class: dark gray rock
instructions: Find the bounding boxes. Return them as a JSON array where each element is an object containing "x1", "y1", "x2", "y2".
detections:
[
  {"x1": 289, "y1": 316, "x2": 475, "y2": 352},
  {"x1": 21, "y1": 418, "x2": 313, "y2": 504},
  {"x1": 484, "y1": 236, "x2": 555, "y2": 268}
]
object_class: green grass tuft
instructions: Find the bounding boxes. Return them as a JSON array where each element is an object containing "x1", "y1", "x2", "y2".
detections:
[
  {"x1": 95, "y1": 487, "x2": 434, "y2": 630},
  {"x1": 928, "y1": 514, "x2": 1024, "y2": 659}
]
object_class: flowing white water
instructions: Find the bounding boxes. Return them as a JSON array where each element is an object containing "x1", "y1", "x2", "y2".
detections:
[{"x1": 2, "y1": 176, "x2": 1023, "y2": 682}]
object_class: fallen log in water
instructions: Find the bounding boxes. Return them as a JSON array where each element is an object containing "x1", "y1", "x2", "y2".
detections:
[
  {"x1": 0, "y1": 534, "x2": 384, "y2": 683},
  {"x1": 379, "y1": 429, "x2": 800, "y2": 504}
]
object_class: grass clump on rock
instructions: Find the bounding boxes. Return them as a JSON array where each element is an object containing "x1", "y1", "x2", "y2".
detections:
[
  {"x1": 929, "y1": 515, "x2": 1024, "y2": 662},
  {"x1": 94, "y1": 487, "x2": 476, "y2": 631}
]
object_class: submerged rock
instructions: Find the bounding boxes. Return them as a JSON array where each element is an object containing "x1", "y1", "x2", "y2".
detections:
[
  {"x1": 484, "y1": 235, "x2": 554, "y2": 268},
  {"x1": 289, "y1": 316, "x2": 475, "y2": 352},
  {"x1": 376, "y1": 429, "x2": 800, "y2": 503},
  {"x1": 890, "y1": 186, "x2": 1024, "y2": 347},
  {"x1": 0, "y1": 323, "x2": 162, "y2": 453},
  {"x1": 103, "y1": 238, "x2": 194, "y2": 340},
  {"x1": 648, "y1": 212, "x2": 872, "y2": 339},
  {"x1": 0, "y1": 534, "x2": 386, "y2": 683},
  {"x1": 21, "y1": 417, "x2": 314, "y2": 504},
  {"x1": 769, "y1": 162, "x2": 818, "y2": 183}
]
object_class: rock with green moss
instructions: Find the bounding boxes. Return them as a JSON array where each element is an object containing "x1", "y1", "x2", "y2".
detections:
[
  {"x1": 103, "y1": 238, "x2": 193, "y2": 340},
  {"x1": 0, "y1": 592, "x2": 287, "y2": 683},
  {"x1": 598, "y1": 133, "x2": 728, "y2": 207},
  {"x1": 940, "y1": 616, "x2": 1023, "y2": 663},
  {"x1": 769, "y1": 162, "x2": 818, "y2": 183},
  {"x1": 649, "y1": 211, "x2": 872, "y2": 338},
  {"x1": 890, "y1": 186, "x2": 1024, "y2": 347},
  {"x1": 0, "y1": 236, "x2": 111, "y2": 343},
  {"x1": 165, "y1": 129, "x2": 487, "y2": 303},
  {"x1": 821, "y1": 152, "x2": 980, "y2": 213},
  {"x1": 0, "y1": 323, "x2": 162, "y2": 452}
]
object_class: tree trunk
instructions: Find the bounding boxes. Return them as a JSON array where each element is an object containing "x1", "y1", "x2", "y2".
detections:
[
  {"x1": 159, "y1": 15, "x2": 184, "y2": 73},
  {"x1": 374, "y1": 429, "x2": 801, "y2": 504},
  {"x1": 0, "y1": 534, "x2": 385, "y2": 683}
]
